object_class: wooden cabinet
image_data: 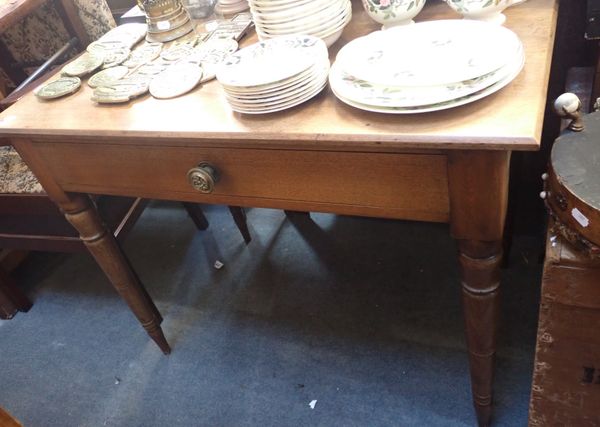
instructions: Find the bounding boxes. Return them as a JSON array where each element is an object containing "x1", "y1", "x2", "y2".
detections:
[{"x1": 529, "y1": 221, "x2": 600, "y2": 426}]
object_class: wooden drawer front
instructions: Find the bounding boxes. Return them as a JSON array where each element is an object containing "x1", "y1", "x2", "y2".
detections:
[{"x1": 35, "y1": 142, "x2": 450, "y2": 222}]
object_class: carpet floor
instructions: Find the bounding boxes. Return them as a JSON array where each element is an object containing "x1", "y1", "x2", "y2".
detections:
[{"x1": 0, "y1": 203, "x2": 543, "y2": 426}]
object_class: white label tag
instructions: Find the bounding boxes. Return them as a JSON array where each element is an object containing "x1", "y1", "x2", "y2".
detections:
[
  {"x1": 571, "y1": 208, "x2": 590, "y2": 228},
  {"x1": 157, "y1": 21, "x2": 170, "y2": 30}
]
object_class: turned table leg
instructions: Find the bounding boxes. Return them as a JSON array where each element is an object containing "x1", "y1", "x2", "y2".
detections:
[
  {"x1": 448, "y1": 151, "x2": 510, "y2": 427},
  {"x1": 457, "y1": 240, "x2": 502, "y2": 426},
  {"x1": 11, "y1": 138, "x2": 170, "y2": 354},
  {"x1": 64, "y1": 194, "x2": 170, "y2": 354}
]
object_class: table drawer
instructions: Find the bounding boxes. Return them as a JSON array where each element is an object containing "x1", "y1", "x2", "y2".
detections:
[{"x1": 34, "y1": 142, "x2": 450, "y2": 222}]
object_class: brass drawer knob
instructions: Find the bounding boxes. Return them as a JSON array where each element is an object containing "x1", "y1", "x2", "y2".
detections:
[{"x1": 187, "y1": 163, "x2": 219, "y2": 193}]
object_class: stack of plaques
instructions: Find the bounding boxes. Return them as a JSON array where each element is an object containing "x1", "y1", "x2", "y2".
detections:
[{"x1": 34, "y1": 23, "x2": 242, "y2": 104}]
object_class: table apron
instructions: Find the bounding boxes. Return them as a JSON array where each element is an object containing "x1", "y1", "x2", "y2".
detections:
[{"x1": 32, "y1": 140, "x2": 451, "y2": 222}]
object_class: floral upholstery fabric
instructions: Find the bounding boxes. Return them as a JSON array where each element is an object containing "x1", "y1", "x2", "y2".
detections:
[
  {"x1": 0, "y1": 0, "x2": 115, "y2": 82},
  {"x1": 0, "y1": 1, "x2": 115, "y2": 192},
  {"x1": 73, "y1": 0, "x2": 117, "y2": 42},
  {"x1": 0, "y1": 146, "x2": 43, "y2": 194},
  {"x1": 1, "y1": 2, "x2": 70, "y2": 67}
]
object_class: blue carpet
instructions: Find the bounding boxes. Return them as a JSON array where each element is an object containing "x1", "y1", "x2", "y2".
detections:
[{"x1": 0, "y1": 203, "x2": 542, "y2": 426}]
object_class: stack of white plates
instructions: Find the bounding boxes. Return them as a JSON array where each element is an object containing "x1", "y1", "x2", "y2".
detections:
[
  {"x1": 249, "y1": 0, "x2": 351, "y2": 47},
  {"x1": 217, "y1": 35, "x2": 330, "y2": 114},
  {"x1": 215, "y1": 0, "x2": 249, "y2": 16},
  {"x1": 329, "y1": 20, "x2": 525, "y2": 114}
]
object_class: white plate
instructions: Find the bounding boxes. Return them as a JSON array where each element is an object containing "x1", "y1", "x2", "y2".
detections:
[
  {"x1": 330, "y1": 44, "x2": 523, "y2": 108},
  {"x1": 226, "y1": 75, "x2": 328, "y2": 107},
  {"x1": 335, "y1": 19, "x2": 522, "y2": 88},
  {"x1": 253, "y1": 0, "x2": 343, "y2": 26},
  {"x1": 331, "y1": 51, "x2": 525, "y2": 114},
  {"x1": 221, "y1": 61, "x2": 321, "y2": 94},
  {"x1": 257, "y1": 2, "x2": 350, "y2": 35},
  {"x1": 225, "y1": 57, "x2": 330, "y2": 97},
  {"x1": 228, "y1": 80, "x2": 328, "y2": 114},
  {"x1": 215, "y1": 2, "x2": 249, "y2": 14},
  {"x1": 217, "y1": 35, "x2": 327, "y2": 88},
  {"x1": 250, "y1": 0, "x2": 332, "y2": 22},
  {"x1": 226, "y1": 63, "x2": 329, "y2": 105},
  {"x1": 249, "y1": 0, "x2": 312, "y2": 12},
  {"x1": 255, "y1": 6, "x2": 351, "y2": 46}
]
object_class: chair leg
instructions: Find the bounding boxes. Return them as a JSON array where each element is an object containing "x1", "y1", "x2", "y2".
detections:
[
  {"x1": 228, "y1": 206, "x2": 252, "y2": 244},
  {"x1": 183, "y1": 203, "x2": 251, "y2": 244},
  {"x1": 182, "y1": 202, "x2": 209, "y2": 230},
  {"x1": 0, "y1": 266, "x2": 32, "y2": 319}
]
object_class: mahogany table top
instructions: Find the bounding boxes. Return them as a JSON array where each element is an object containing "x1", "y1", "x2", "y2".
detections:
[{"x1": 0, "y1": 0, "x2": 558, "y2": 152}]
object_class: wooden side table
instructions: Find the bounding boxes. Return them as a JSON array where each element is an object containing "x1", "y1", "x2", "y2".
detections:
[{"x1": 0, "y1": 1, "x2": 559, "y2": 424}]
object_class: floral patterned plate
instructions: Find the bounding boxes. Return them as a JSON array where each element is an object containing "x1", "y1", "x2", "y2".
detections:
[
  {"x1": 228, "y1": 80, "x2": 328, "y2": 114},
  {"x1": 226, "y1": 59, "x2": 330, "y2": 105},
  {"x1": 216, "y1": 34, "x2": 327, "y2": 88},
  {"x1": 221, "y1": 65, "x2": 318, "y2": 94},
  {"x1": 226, "y1": 77, "x2": 328, "y2": 108},
  {"x1": 330, "y1": 49, "x2": 525, "y2": 114},
  {"x1": 225, "y1": 57, "x2": 330, "y2": 97},
  {"x1": 329, "y1": 44, "x2": 523, "y2": 108},
  {"x1": 335, "y1": 19, "x2": 521, "y2": 87}
]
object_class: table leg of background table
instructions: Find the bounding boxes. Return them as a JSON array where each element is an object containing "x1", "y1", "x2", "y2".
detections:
[
  {"x1": 448, "y1": 150, "x2": 510, "y2": 427},
  {"x1": 0, "y1": 265, "x2": 33, "y2": 319},
  {"x1": 229, "y1": 206, "x2": 252, "y2": 244},
  {"x1": 11, "y1": 138, "x2": 170, "y2": 355}
]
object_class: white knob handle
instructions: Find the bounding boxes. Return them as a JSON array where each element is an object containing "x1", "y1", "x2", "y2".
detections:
[
  {"x1": 554, "y1": 93, "x2": 581, "y2": 117},
  {"x1": 554, "y1": 93, "x2": 584, "y2": 132}
]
